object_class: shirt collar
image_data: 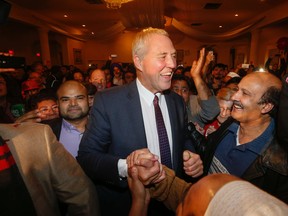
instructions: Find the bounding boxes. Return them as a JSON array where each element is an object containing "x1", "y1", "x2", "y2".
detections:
[
  {"x1": 229, "y1": 119, "x2": 275, "y2": 154},
  {"x1": 136, "y1": 78, "x2": 164, "y2": 106},
  {"x1": 62, "y1": 119, "x2": 81, "y2": 133}
]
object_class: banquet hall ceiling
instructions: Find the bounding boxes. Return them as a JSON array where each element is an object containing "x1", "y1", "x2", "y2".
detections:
[{"x1": 6, "y1": 0, "x2": 288, "y2": 42}]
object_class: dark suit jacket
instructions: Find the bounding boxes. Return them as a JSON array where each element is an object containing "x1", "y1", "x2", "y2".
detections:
[
  {"x1": 77, "y1": 80, "x2": 190, "y2": 215},
  {"x1": 42, "y1": 118, "x2": 63, "y2": 140}
]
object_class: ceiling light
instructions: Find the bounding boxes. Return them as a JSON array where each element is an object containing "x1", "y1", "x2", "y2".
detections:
[
  {"x1": 82, "y1": 24, "x2": 86, "y2": 27},
  {"x1": 219, "y1": 25, "x2": 223, "y2": 28},
  {"x1": 103, "y1": 0, "x2": 134, "y2": 9},
  {"x1": 235, "y1": 14, "x2": 239, "y2": 17},
  {"x1": 64, "y1": 14, "x2": 68, "y2": 18}
]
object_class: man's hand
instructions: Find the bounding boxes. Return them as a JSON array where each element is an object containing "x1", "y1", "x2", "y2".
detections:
[
  {"x1": 15, "y1": 109, "x2": 45, "y2": 123},
  {"x1": 183, "y1": 150, "x2": 203, "y2": 178},
  {"x1": 126, "y1": 149, "x2": 165, "y2": 185},
  {"x1": 190, "y1": 48, "x2": 205, "y2": 78}
]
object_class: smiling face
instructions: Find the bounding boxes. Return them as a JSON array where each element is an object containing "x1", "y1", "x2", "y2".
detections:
[
  {"x1": 134, "y1": 33, "x2": 176, "y2": 94},
  {"x1": 57, "y1": 81, "x2": 89, "y2": 121},
  {"x1": 230, "y1": 72, "x2": 281, "y2": 124},
  {"x1": 89, "y1": 69, "x2": 106, "y2": 91},
  {"x1": 37, "y1": 99, "x2": 59, "y2": 120}
]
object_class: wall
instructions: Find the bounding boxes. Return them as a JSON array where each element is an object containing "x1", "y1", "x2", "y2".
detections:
[
  {"x1": 0, "y1": 20, "x2": 42, "y2": 64},
  {"x1": 1, "y1": 20, "x2": 287, "y2": 71}
]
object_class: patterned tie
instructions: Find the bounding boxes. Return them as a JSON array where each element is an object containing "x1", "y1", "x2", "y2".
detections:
[{"x1": 153, "y1": 95, "x2": 172, "y2": 168}]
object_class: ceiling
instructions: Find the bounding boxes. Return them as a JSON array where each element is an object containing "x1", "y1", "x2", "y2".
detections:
[{"x1": 5, "y1": 0, "x2": 288, "y2": 42}]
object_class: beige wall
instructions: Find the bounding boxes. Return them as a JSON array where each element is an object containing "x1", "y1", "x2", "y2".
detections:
[{"x1": 0, "y1": 20, "x2": 287, "y2": 70}]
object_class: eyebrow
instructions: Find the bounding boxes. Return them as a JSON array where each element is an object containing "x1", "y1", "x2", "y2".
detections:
[{"x1": 59, "y1": 95, "x2": 86, "y2": 99}]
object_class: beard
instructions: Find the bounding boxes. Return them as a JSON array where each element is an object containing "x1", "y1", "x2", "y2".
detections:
[{"x1": 60, "y1": 106, "x2": 89, "y2": 121}]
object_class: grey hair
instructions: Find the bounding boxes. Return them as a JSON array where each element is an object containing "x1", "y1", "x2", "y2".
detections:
[{"x1": 132, "y1": 27, "x2": 169, "y2": 60}]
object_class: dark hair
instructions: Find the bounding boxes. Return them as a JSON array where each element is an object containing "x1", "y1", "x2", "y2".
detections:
[
  {"x1": 225, "y1": 77, "x2": 242, "y2": 86},
  {"x1": 30, "y1": 90, "x2": 57, "y2": 110},
  {"x1": 213, "y1": 63, "x2": 226, "y2": 71},
  {"x1": 258, "y1": 86, "x2": 281, "y2": 117},
  {"x1": 172, "y1": 74, "x2": 192, "y2": 90}
]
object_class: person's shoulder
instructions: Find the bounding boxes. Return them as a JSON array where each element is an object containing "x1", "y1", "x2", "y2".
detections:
[
  {"x1": 97, "y1": 81, "x2": 137, "y2": 99},
  {"x1": 0, "y1": 122, "x2": 51, "y2": 137},
  {"x1": 42, "y1": 118, "x2": 62, "y2": 127}
]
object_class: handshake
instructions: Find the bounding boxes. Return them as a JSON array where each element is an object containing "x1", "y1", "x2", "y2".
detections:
[{"x1": 126, "y1": 148, "x2": 203, "y2": 216}]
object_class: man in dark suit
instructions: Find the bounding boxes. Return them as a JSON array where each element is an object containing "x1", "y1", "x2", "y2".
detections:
[{"x1": 77, "y1": 27, "x2": 203, "y2": 215}]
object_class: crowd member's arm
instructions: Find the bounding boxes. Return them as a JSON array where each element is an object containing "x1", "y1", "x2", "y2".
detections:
[
  {"x1": 190, "y1": 48, "x2": 220, "y2": 125},
  {"x1": 201, "y1": 50, "x2": 214, "y2": 82},
  {"x1": 127, "y1": 150, "x2": 192, "y2": 212}
]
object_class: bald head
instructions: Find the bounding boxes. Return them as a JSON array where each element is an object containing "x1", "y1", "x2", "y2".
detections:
[
  {"x1": 244, "y1": 71, "x2": 282, "y2": 91},
  {"x1": 57, "y1": 80, "x2": 87, "y2": 97}
]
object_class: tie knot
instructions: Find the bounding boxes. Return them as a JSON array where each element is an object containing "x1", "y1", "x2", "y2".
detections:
[{"x1": 153, "y1": 95, "x2": 159, "y2": 106}]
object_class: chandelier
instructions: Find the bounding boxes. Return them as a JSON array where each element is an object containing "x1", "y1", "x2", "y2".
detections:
[{"x1": 103, "y1": 0, "x2": 134, "y2": 9}]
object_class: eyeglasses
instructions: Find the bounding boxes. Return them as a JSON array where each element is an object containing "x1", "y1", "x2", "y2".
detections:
[{"x1": 38, "y1": 105, "x2": 59, "y2": 113}]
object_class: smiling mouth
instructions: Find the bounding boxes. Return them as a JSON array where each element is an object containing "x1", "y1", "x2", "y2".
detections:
[{"x1": 160, "y1": 71, "x2": 173, "y2": 77}]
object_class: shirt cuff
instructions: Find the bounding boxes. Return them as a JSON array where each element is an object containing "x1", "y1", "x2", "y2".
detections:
[{"x1": 118, "y1": 158, "x2": 128, "y2": 178}]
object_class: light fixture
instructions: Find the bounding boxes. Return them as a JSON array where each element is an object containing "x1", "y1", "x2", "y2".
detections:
[{"x1": 103, "y1": 0, "x2": 134, "y2": 9}]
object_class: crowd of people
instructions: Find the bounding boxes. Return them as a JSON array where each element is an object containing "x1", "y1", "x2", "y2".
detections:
[{"x1": 1, "y1": 27, "x2": 288, "y2": 216}]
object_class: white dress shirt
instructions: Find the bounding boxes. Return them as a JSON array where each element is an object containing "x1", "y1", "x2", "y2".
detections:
[{"x1": 118, "y1": 78, "x2": 173, "y2": 177}]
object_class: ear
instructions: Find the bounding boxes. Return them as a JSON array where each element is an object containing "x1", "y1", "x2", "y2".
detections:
[
  {"x1": 133, "y1": 55, "x2": 143, "y2": 71},
  {"x1": 260, "y1": 103, "x2": 274, "y2": 114}
]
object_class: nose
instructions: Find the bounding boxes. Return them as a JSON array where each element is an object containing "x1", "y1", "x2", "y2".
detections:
[
  {"x1": 166, "y1": 55, "x2": 176, "y2": 68},
  {"x1": 46, "y1": 107, "x2": 54, "y2": 115},
  {"x1": 69, "y1": 98, "x2": 78, "y2": 106},
  {"x1": 221, "y1": 108, "x2": 230, "y2": 117}
]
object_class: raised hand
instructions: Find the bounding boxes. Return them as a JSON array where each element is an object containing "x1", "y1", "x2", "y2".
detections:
[
  {"x1": 128, "y1": 166, "x2": 150, "y2": 216},
  {"x1": 190, "y1": 47, "x2": 205, "y2": 78},
  {"x1": 15, "y1": 109, "x2": 45, "y2": 123}
]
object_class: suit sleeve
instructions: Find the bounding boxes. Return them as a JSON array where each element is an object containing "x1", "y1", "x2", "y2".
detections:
[
  {"x1": 44, "y1": 125, "x2": 100, "y2": 216},
  {"x1": 77, "y1": 92, "x2": 124, "y2": 186}
]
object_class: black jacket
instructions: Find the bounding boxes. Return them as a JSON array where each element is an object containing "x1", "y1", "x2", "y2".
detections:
[{"x1": 201, "y1": 117, "x2": 288, "y2": 203}]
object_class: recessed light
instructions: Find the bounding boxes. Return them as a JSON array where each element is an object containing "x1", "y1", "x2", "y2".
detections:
[
  {"x1": 64, "y1": 14, "x2": 68, "y2": 18},
  {"x1": 235, "y1": 14, "x2": 239, "y2": 17},
  {"x1": 82, "y1": 24, "x2": 86, "y2": 27},
  {"x1": 91, "y1": 32, "x2": 94, "y2": 35},
  {"x1": 219, "y1": 25, "x2": 223, "y2": 28}
]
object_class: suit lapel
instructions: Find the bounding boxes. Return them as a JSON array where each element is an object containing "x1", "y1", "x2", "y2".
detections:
[
  {"x1": 164, "y1": 92, "x2": 181, "y2": 170},
  {"x1": 126, "y1": 81, "x2": 147, "y2": 148}
]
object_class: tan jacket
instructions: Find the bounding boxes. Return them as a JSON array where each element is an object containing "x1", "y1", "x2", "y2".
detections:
[
  {"x1": 149, "y1": 166, "x2": 192, "y2": 212},
  {"x1": 0, "y1": 123, "x2": 100, "y2": 216}
]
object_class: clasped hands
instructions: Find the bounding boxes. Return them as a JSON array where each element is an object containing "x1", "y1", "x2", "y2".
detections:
[{"x1": 126, "y1": 149, "x2": 203, "y2": 209}]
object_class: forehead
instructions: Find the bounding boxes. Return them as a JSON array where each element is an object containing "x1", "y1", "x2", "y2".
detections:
[
  {"x1": 146, "y1": 34, "x2": 175, "y2": 54},
  {"x1": 218, "y1": 100, "x2": 233, "y2": 108},
  {"x1": 58, "y1": 83, "x2": 86, "y2": 96},
  {"x1": 238, "y1": 74, "x2": 266, "y2": 95},
  {"x1": 37, "y1": 99, "x2": 57, "y2": 106},
  {"x1": 91, "y1": 70, "x2": 105, "y2": 78}
]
